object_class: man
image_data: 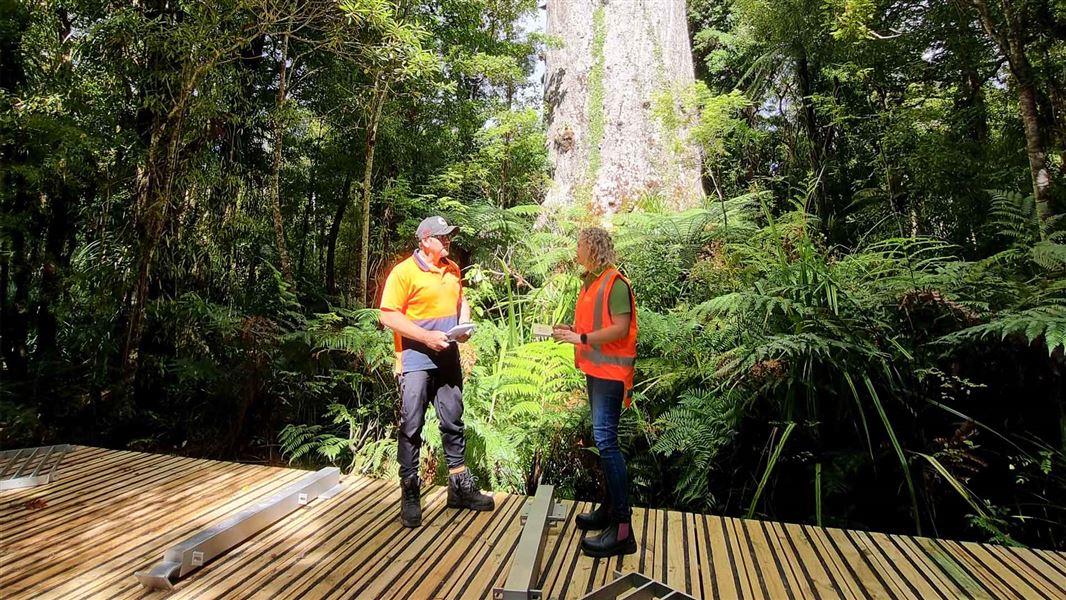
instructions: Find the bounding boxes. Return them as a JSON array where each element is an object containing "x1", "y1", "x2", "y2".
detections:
[{"x1": 379, "y1": 215, "x2": 495, "y2": 528}]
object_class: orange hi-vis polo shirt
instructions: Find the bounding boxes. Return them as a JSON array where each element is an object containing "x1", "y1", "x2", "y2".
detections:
[{"x1": 380, "y1": 251, "x2": 463, "y2": 373}]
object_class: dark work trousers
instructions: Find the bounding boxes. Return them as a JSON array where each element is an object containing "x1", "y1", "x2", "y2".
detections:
[
  {"x1": 587, "y1": 374, "x2": 632, "y2": 523},
  {"x1": 397, "y1": 366, "x2": 466, "y2": 480}
]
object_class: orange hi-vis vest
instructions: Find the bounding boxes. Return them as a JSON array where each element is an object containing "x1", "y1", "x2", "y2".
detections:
[{"x1": 574, "y1": 267, "x2": 638, "y2": 407}]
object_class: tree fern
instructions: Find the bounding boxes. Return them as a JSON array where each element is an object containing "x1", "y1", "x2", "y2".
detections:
[{"x1": 939, "y1": 305, "x2": 1066, "y2": 356}]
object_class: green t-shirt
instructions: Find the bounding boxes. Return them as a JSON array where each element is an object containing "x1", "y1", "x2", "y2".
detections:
[{"x1": 582, "y1": 269, "x2": 632, "y2": 315}]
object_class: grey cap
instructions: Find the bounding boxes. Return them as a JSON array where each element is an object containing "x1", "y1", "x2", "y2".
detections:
[{"x1": 416, "y1": 215, "x2": 458, "y2": 240}]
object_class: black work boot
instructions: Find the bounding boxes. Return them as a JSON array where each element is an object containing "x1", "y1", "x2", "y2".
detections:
[
  {"x1": 400, "y1": 475, "x2": 422, "y2": 528},
  {"x1": 447, "y1": 469, "x2": 495, "y2": 511},
  {"x1": 580, "y1": 521, "x2": 637, "y2": 558},
  {"x1": 576, "y1": 502, "x2": 611, "y2": 530}
]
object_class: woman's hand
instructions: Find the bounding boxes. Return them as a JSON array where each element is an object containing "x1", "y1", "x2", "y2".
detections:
[{"x1": 552, "y1": 328, "x2": 581, "y2": 344}]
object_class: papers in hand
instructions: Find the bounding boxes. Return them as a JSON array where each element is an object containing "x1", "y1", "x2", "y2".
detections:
[
  {"x1": 531, "y1": 324, "x2": 553, "y2": 340},
  {"x1": 446, "y1": 322, "x2": 476, "y2": 341}
]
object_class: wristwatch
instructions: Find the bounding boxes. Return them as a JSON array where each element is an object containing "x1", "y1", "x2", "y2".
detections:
[{"x1": 580, "y1": 333, "x2": 588, "y2": 345}]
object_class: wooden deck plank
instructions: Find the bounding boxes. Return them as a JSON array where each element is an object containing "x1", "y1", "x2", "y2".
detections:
[
  {"x1": 705, "y1": 515, "x2": 742, "y2": 599},
  {"x1": 821, "y1": 525, "x2": 897, "y2": 599},
  {"x1": 4, "y1": 456, "x2": 247, "y2": 590},
  {"x1": 664, "y1": 509, "x2": 687, "y2": 593},
  {"x1": 5, "y1": 447, "x2": 1066, "y2": 600},
  {"x1": 760, "y1": 521, "x2": 823, "y2": 600},
  {"x1": 855, "y1": 530, "x2": 948, "y2": 600},
  {"x1": 939, "y1": 538, "x2": 1042, "y2": 600},
  {"x1": 571, "y1": 502, "x2": 604, "y2": 597},
  {"x1": 695, "y1": 514, "x2": 717, "y2": 599},
  {"x1": 277, "y1": 486, "x2": 450, "y2": 599},
  {"x1": 1, "y1": 450, "x2": 185, "y2": 539},
  {"x1": 684, "y1": 511, "x2": 704, "y2": 597},
  {"x1": 0, "y1": 446, "x2": 112, "y2": 505},
  {"x1": 360, "y1": 492, "x2": 507, "y2": 599},
  {"x1": 413, "y1": 493, "x2": 524, "y2": 599},
  {"x1": 913, "y1": 536, "x2": 996, "y2": 599},
  {"x1": 237, "y1": 477, "x2": 406, "y2": 600},
  {"x1": 888, "y1": 534, "x2": 972, "y2": 600},
  {"x1": 725, "y1": 516, "x2": 763, "y2": 599},
  {"x1": 158, "y1": 475, "x2": 388, "y2": 600},
  {"x1": 961, "y1": 540, "x2": 1057, "y2": 600},
  {"x1": 3, "y1": 456, "x2": 247, "y2": 569},
  {"x1": 37, "y1": 467, "x2": 303, "y2": 600},
  {"x1": 741, "y1": 518, "x2": 792, "y2": 600},
  {"x1": 540, "y1": 500, "x2": 587, "y2": 600},
  {"x1": 992, "y1": 545, "x2": 1066, "y2": 598},
  {"x1": 464, "y1": 496, "x2": 530, "y2": 600},
  {"x1": 792, "y1": 523, "x2": 865, "y2": 600}
]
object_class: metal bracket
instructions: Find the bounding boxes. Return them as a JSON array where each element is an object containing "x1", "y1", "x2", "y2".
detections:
[
  {"x1": 493, "y1": 484, "x2": 566, "y2": 600},
  {"x1": 134, "y1": 466, "x2": 340, "y2": 590},
  {"x1": 520, "y1": 497, "x2": 566, "y2": 526},
  {"x1": 0, "y1": 444, "x2": 72, "y2": 491},
  {"x1": 578, "y1": 571, "x2": 698, "y2": 600}
]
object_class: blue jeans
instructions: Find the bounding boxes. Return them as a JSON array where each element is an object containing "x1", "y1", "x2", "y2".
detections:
[{"x1": 587, "y1": 374, "x2": 631, "y2": 523}]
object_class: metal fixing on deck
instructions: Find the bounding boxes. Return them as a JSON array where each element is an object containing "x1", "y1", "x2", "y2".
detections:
[
  {"x1": 0, "y1": 444, "x2": 72, "y2": 491},
  {"x1": 134, "y1": 466, "x2": 342, "y2": 590},
  {"x1": 579, "y1": 571, "x2": 698, "y2": 600},
  {"x1": 493, "y1": 483, "x2": 567, "y2": 600}
]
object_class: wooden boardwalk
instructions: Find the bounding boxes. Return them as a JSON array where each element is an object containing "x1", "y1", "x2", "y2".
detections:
[{"x1": 2, "y1": 446, "x2": 1065, "y2": 599}]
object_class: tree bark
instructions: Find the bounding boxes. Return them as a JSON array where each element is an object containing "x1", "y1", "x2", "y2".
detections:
[
  {"x1": 326, "y1": 171, "x2": 354, "y2": 295},
  {"x1": 971, "y1": 0, "x2": 1053, "y2": 233},
  {"x1": 270, "y1": 34, "x2": 293, "y2": 281},
  {"x1": 543, "y1": 0, "x2": 703, "y2": 216},
  {"x1": 359, "y1": 78, "x2": 388, "y2": 306},
  {"x1": 796, "y1": 48, "x2": 829, "y2": 221}
]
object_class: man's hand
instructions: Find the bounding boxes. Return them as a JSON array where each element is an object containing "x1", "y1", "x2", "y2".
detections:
[
  {"x1": 454, "y1": 328, "x2": 473, "y2": 343},
  {"x1": 423, "y1": 330, "x2": 451, "y2": 352}
]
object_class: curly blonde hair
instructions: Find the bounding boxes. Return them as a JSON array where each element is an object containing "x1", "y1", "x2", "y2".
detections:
[{"x1": 578, "y1": 227, "x2": 617, "y2": 271}]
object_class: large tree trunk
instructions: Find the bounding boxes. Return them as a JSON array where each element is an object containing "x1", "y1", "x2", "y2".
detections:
[{"x1": 543, "y1": 0, "x2": 703, "y2": 216}]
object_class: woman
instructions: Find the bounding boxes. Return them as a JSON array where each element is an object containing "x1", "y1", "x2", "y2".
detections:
[{"x1": 553, "y1": 226, "x2": 638, "y2": 558}]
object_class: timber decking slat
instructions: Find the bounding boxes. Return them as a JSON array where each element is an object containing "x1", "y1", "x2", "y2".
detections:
[
  {"x1": 161, "y1": 475, "x2": 387, "y2": 600},
  {"x1": 415, "y1": 493, "x2": 524, "y2": 599},
  {"x1": 889, "y1": 534, "x2": 973, "y2": 600},
  {"x1": 993, "y1": 545, "x2": 1066, "y2": 597},
  {"x1": 4, "y1": 457, "x2": 251, "y2": 566},
  {"x1": 725, "y1": 516, "x2": 763, "y2": 599},
  {"x1": 540, "y1": 500, "x2": 586, "y2": 600},
  {"x1": 795, "y1": 523, "x2": 866, "y2": 600},
  {"x1": 940, "y1": 538, "x2": 1036, "y2": 600},
  {"x1": 762, "y1": 521, "x2": 823, "y2": 600},
  {"x1": 32, "y1": 466, "x2": 306, "y2": 600},
  {"x1": 822, "y1": 525, "x2": 897, "y2": 600},
  {"x1": 844, "y1": 530, "x2": 929, "y2": 600},
  {"x1": 4, "y1": 457, "x2": 267, "y2": 590},
  {"x1": 4, "y1": 447, "x2": 1066, "y2": 599},
  {"x1": 706, "y1": 515, "x2": 742, "y2": 600},
  {"x1": 741, "y1": 518, "x2": 791, "y2": 600},
  {"x1": 914, "y1": 536, "x2": 995, "y2": 600},
  {"x1": 961, "y1": 540, "x2": 1056, "y2": 600},
  {"x1": 250, "y1": 477, "x2": 401, "y2": 599}
]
